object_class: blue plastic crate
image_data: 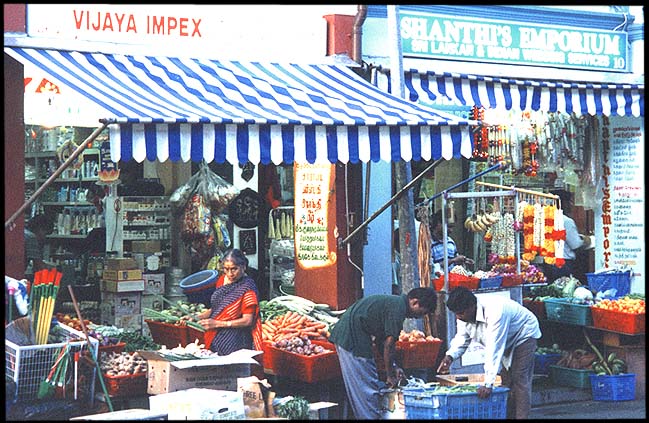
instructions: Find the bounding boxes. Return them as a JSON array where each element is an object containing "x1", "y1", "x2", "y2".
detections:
[
  {"x1": 590, "y1": 373, "x2": 636, "y2": 401},
  {"x1": 586, "y1": 270, "x2": 632, "y2": 298},
  {"x1": 534, "y1": 353, "x2": 563, "y2": 375},
  {"x1": 479, "y1": 276, "x2": 503, "y2": 289},
  {"x1": 403, "y1": 386, "x2": 509, "y2": 419}
]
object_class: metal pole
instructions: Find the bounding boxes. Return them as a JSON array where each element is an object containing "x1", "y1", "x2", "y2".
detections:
[
  {"x1": 5, "y1": 123, "x2": 109, "y2": 230},
  {"x1": 340, "y1": 158, "x2": 443, "y2": 246}
]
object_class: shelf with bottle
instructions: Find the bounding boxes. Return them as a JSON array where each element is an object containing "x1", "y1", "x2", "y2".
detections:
[{"x1": 50, "y1": 205, "x2": 104, "y2": 238}]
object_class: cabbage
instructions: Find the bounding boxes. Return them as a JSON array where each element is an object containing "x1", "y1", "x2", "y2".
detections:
[
  {"x1": 573, "y1": 286, "x2": 594, "y2": 302},
  {"x1": 561, "y1": 277, "x2": 580, "y2": 297}
]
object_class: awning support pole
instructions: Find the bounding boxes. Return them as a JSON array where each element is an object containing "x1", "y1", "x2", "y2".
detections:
[
  {"x1": 414, "y1": 163, "x2": 502, "y2": 209},
  {"x1": 5, "y1": 123, "x2": 109, "y2": 230},
  {"x1": 339, "y1": 158, "x2": 444, "y2": 247}
]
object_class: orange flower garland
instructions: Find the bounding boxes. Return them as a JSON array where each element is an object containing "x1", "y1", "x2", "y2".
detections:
[
  {"x1": 543, "y1": 205, "x2": 556, "y2": 265},
  {"x1": 521, "y1": 203, "x2": 536, "y2": 261}
]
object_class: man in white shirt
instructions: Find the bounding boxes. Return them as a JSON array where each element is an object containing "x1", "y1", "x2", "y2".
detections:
[{"x1": 437, "y1": 287, "x2": 541, "y2": 419}]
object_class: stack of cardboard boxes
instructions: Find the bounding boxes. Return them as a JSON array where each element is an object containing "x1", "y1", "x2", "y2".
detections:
[
  {"x1": 99, "y1": 257, "x2": 168, "y2": 335},
  {"x1": 99, "y1": 257, "x2": 145, "y2": 333}
]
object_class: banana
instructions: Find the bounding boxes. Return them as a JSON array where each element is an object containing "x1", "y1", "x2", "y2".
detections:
[
  {"x1": 467, "y1": 219, "x2": 478, "y2": 232},
  {"x1": 474, "y1": 219, "x2": 486, "y2": 232},
  {"x1": 464, "y1": 216, "x2": 473, "y2": 230},
  {"x1": 479, "y1": 214, "x2": 491, "y2": 228},
  {"x1": 487, "y1": 212, "x2": 500, "y2": 224}
]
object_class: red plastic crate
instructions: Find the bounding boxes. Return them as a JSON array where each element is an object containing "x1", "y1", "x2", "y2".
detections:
[
  {"x1": 524, "y1": 299, "x2": 547, "y2": 320},
  {"x1": 145, "y1": 320, "x2": 190, "y2": 348},
  {"x1": 187, "y1": 326, "x2": 206, "y2": 345},
  {"x1": 103, "y1": 371, "x2": 147, "y2": 397},
  {"x1": 98, "y1": 341, "x2": 126, "y2": 358},
  {"x1": 433, "y1": 274, "x2": 480, "y2": 291},
  {"x1": 261, "y1": 341, "x2": 278, "y2": 373},
  {"x1": 269, "y1": 340, "x2": 340, "y2": 383},
  {"x1": 590, "y1": 307, "x2": 645, "y2": 335},
  {"x1": 396, "y1": 339, "x2": 443, "y2": 369},
  {"x1": 501, "y1": 274, "x2": 523, "y2": 287}
]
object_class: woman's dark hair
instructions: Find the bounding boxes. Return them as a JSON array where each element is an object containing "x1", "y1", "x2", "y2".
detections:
[
  {"x1": 446, "y1": 286, "x2": 477, "y2": 313},
  {"x1": 221, "y1": 248, "x2": 249, "y2": 267},
  {"x1": 407, "y1": 287, "x2": 437, "y2": 313}
]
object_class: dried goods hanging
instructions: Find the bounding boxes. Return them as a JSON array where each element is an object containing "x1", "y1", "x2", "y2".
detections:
[{"x1": 416, "y1": 207, "x2": 433, "y2": 337}]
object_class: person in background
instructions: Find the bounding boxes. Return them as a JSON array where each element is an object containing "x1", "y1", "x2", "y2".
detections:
[
  {"x1": 437, "y1": 287, "x2": 541, "y2": 420},
  {"x1": 24, "y1": 214, "x2": 53, "y2": 276},
  {"x1": 329, "y1": 287, "x2": 438, "y2": 420},
  {"x1": 182, "y1": 248, "x2": 263, "y2": 355},
  {"x1": 542, "y1": 189, "x2": 588, "y2": 283},
  {"x1": 430, "y1": 209, "x2": 474, "y2": 274}
]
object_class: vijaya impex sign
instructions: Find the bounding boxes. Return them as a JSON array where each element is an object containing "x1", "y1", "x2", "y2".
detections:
[{"x1": 400, "y1": 11, "x2": 629, "y2": 72}]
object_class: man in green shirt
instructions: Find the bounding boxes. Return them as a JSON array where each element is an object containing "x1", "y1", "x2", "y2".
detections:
[{"x1": 329, "y1": 287, "x2": 437, "y2": 419}]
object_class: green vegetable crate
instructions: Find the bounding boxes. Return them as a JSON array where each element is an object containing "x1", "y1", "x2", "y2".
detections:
[
  {"x1": 543, "y1": 298, "x2": 593, "y2": 326},
  {"x1": 549, "y1": 365, "x2": 594, "y2": 389},
  {"x1": 402, "y1": 386, "x2": 509, "y2": 419}
]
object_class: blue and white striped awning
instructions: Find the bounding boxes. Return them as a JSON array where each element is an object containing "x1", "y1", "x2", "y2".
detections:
[
  {"x1": 5, "y1": 47, "x2": 476, "y2": 164},
  {"x1": 377, "y1": 69, "x2": 644, "y2": 117}
]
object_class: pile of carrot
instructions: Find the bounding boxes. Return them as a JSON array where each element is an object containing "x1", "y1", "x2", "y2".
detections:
[{"x1": 261, "y1": 310, "x2": 329, "y2": 343}]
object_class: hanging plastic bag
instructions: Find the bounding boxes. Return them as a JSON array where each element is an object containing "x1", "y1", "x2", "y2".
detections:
[
  {"x1": 181, "y1": 193, "x2": 212, "y2": 242},
  {"x1": 196, "y1": 162, "x2": 240, "y2": 214}
]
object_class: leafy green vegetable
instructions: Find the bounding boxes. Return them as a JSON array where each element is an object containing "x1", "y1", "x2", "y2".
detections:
[{"x1": 276, "y1": 396, "x2": 310, "y2": 420}]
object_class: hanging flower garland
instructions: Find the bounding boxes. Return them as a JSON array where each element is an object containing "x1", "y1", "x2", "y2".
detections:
[
  {"x1": 542, "y1": 205, "x2": 556, "y2": 264},
  {"x1": 553, "y1": 207, "x2": 566, "y2": 268},
  {"x1": 533, "y1": 202, "x2": 544, "y2": 257},
  {"x1": 521, "y1": 203, "x2": 536, "y2": 261}
]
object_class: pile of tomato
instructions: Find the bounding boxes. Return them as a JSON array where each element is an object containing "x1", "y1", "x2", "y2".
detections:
[{"x1": 592, "y1": 296, "x2": 645, "y2": 314}]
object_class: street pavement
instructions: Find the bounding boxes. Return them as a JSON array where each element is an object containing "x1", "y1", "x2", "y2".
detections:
[{"x1": 529, "y1": 396, "x2": 646, "y2": 419}]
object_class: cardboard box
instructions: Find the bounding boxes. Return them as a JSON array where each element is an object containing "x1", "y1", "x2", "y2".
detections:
[
  {"x1": 132, "y1": 240, "x2": 162, "y2": 253},
  {"x1": 101, "y1": 291, "x2": 142, "y2": 316},
  {"x1": 101, "y1": 279, "x2": 145, "y2": 293},
  {"x1": 308, "y1": 402, "x2": 338, "y2": 420},
  {"x1": 103, "y1": 269, "x2": 144, "y2": 281},
  {"x1": 143, "y1": 273, "x2": 166, "y2": 295},
  {"x1": 139, "y1": 349, "x2": 262, "y2": 395},
  {"x1": 149, "y1": 388, "x2": 245, "y2": 420},
  {"x1": 141, "y1": 293, "x2": 164, "y2": 312},
  {"x1": 105, "y1": 257, "x2": 138, "y2": 270},
  {"x1": 70, "y1": 408, "x2": 168, "y2": 420}
]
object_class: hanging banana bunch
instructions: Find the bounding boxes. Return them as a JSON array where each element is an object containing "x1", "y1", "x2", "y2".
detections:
[{"x1": 464, "y1": 206, "x2": 501, "y2": 233}]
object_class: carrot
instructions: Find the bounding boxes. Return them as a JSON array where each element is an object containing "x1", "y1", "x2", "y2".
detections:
[
  {"x1": 299, "y1": 330, "x2": 322, "y2": 339},
  {"x1": 278, "y1": 327, "x2": 300, "y2": 334},
  {"x1": 265, "y1": 320, "x2": 278, "y2": 330}
]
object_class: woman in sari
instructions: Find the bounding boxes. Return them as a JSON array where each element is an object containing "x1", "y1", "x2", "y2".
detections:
[{"x1": 188, "y1": 248, "x2": 263, "y2": 355}]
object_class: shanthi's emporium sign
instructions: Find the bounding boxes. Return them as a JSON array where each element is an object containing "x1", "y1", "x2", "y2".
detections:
[
  {"x1": 294, "y1": 163, "x2": 337, "y2": 269},
  {"x1": 399, "y1": 11, "x2": 628, "y2": 72}
]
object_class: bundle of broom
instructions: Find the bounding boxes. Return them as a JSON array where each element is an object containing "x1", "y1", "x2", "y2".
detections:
[{"x1": 30, "y1": 268, "x2": 63, "y2": 345}]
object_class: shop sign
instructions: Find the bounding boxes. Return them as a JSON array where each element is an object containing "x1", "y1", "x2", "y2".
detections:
[
  {"x1": 598, "y1": 115, "x2": 644, "y2": 278},
  {"x1": 399, "y1": 11, "x2": 628, "y2": 72},
  {"x1": 294, "y1": 163, "x2": 336, "y2": 269}
]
